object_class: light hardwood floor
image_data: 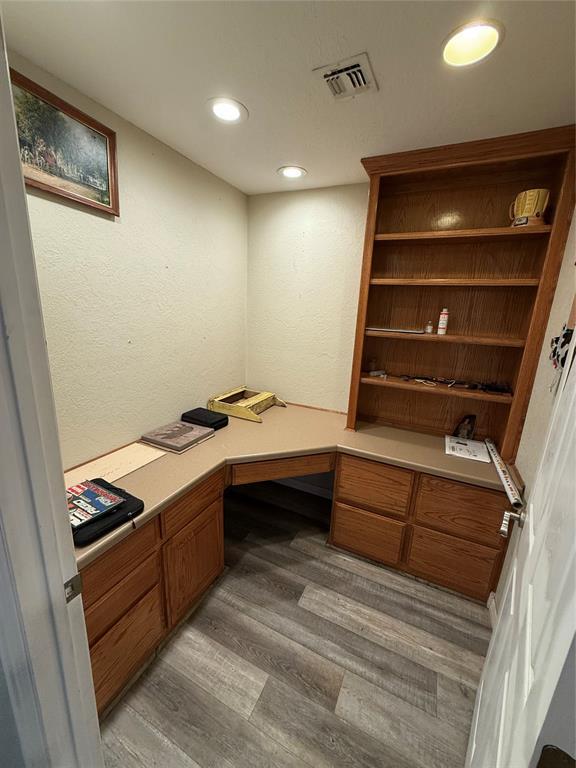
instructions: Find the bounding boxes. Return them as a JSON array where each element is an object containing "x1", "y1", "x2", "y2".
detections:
[{"x1": 101, "y1": 482, "x2": 490, "y2": 768}]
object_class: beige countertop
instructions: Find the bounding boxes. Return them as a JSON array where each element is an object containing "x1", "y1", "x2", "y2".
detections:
[{"x1": 74, "y1": 404, "x2": 503, "y2": 569}]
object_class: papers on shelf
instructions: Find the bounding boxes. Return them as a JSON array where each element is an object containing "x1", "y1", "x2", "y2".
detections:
[{"x1": 444, "y1": 436, "x2": 491, "y2": 463}]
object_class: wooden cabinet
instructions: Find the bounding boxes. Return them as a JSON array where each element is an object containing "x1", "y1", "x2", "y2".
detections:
[
  {"x1": 414, "y1": 474, "x2": 506, "y2": 548},
  {"x1": 162, "y1": 469, "x2": 225, "y2": 538},
  {"x1": 331, "y1": 454, "x2": 507, "y2": 601},
  {"x1": 331, "y1": 502, "x2": 405, "y2": 566},
  {"x1": 347, "y1": 126, "x2": 575, "y2": 461},
  {"x1": 336, "y1": 454, "x2": 413, "y2": 518},
  {"x1": 81, "y1": 469, "x2": 225, "y2": 716},
  {"x1": 231, "y1": 453, "x2": 335, "y2": 485},
  {"x1": 163, "y1": 497, "x2": 224, "y2": 628},
  {"x1": 82, "y1": 518, "x2": 160, "y2": 609},
  {"x1": 407, "y1": 527, "x2": 502, "y2": 601},
  {"x1": 90, "y1": 585, "x2": 164, "y2": 713}
]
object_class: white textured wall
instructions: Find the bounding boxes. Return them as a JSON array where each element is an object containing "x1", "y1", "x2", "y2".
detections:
[
  {"x1": 516, "y1": 216, "x2": 576, "y2": 492},
  {"x1": 9, "y1": 53, "x2": 247, "y2": 468},
  {"x1": 247, "y1": 184, "x2": 368, "y2": 412}
]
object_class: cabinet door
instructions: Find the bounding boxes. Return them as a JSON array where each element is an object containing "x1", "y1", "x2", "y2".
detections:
[{"x1": 163, "y1": 498, "x2": 224, "y2": 627}]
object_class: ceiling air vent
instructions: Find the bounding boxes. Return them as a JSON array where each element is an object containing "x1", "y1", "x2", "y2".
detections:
[{"x1": 315, "y1": 53, "x2": 378, "y2": 100}]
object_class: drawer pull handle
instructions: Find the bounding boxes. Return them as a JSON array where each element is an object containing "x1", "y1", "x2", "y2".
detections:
[{"x1": 499, "y1": 508, "x2": 526, "y2": 538}]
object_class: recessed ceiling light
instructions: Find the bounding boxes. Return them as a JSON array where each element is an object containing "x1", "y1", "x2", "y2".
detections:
[
  {"x1": 277, "y1": 166, "x2": 307, "y2": 179},
  {"x1": 443, "y1": 21, "x2": 502, "y2": 67},
  {"x1": 207, "y1": 97, "x2": 248, "y2": 123}
]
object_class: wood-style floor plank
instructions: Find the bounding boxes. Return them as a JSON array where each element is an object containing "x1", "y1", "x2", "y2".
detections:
[
  {"x1": 230, "y1": 533, "x2": 490, "y2": 655},
  {"x1": 299, "y1": 584, "x2": 484, "y2": 687},
  {"x1": 335, "y1": 673, "x2": 468, "y2": 768},
  {"x1": 291, "y1": 531, "x2": 491, "y2": 628},
  {"x1": 250, "y1": 676, "x2": 417, "y2": 768},
  {"x1": 437, "y1": 675, "x2": 478, "y2": 735},
  {"x1": 214, "y1": 551, "x2": 437, "y2": 714},
  {"x1": 128, "y1": 659, "x2": 310, "y2": 768},
  {"x1": 192, "y1": 593, "x2": 345, "y2": 710},
  {"x1": 161, "y1": 625, "x2": 268, "y2": 718},
  {"x1": 102, "y1": 483, "x2": 486, "y2": 768},
  {"x1": 102, "y1": 705, "x2": 202, "y2": 768}
]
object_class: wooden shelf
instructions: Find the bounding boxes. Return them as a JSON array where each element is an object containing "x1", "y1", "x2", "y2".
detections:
[
  {"x1": 360, "y1": 374, "x2": 513, "y2": 404},
  {"x1": 369, "y1": 278, "x2": 540, "y2": 287},
  {"x1": 364, "y1": 330, "x2": 526, "y2": 348},
  {"x1": 374, "y1": 225, "x2": 552, "y2": 243}
]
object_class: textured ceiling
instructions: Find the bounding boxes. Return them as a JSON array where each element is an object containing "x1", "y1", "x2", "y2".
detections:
[{"x1": 3, "y1": 1, "x2": 575, "y2": 194}]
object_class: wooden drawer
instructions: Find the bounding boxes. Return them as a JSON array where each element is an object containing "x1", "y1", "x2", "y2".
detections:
[
  {"x1": 81, "y1": 518, "x2": 160, "y2": 609},
  {"x1": 84, "y1": 551, "x2": 161, "y2": 647},
  {"x1": 162, "y1": 468, "x2": 225, "y2": 538},
  {"x1": 330, "y1": 502, "x2": 405, "y2": 566},
  {"x1": 414, "y1": 474, "x2": 506, "y2": 548},
  {"x1": 231, "y1": 453, "x2": 335, "y2": 486},
  {"x1": 335, "y1": 454, "x2": 414, "y2": 518},
  {"x1": 407, "y1": 526, "x2": 501, "y2": 601},
  {"x1": 90, "y1": 584, "x2": 164, "y2": 713}
]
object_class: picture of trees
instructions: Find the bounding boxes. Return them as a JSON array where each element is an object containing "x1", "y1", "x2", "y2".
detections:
[{"x1": 10, "y1": 70, "x2": 119, "y2": 215}]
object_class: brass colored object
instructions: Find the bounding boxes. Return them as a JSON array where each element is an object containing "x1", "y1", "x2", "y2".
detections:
[
  {"x1": 509, "y1": 188, "x2": 550, "y2": 227},
  {"x1": 207, "y1": 386, "x2": 287, "y2": 422}
]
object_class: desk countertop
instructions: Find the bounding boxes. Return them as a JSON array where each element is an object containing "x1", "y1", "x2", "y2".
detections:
[{"x1": 74, "y1": 404, "x2": 503, "y2": 569}]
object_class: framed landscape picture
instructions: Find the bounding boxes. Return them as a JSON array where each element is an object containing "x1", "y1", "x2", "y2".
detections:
[{"x1": 10, "y1": 69, "x2": 119, "y2": 215}]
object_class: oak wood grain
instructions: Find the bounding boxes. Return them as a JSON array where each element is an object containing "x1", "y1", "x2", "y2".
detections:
[
  {"x1": 84, "y1": 551, "x2": 160, "y2": 646},
  {"x1": 230, "y1": 453, "x2": 335, "y2": 485},
  {"x1": 361, "y1": 125, "x2": 575, "y2": 175},
  {"x1": 161, "y1": 468, "x2": 225, "y2": 538},
  {"x1": 335, "y1": 454, "x2": 414, "y2": 518},
  {"x1": 91, "y1": 585, "x2": 164, "y2": 713},
  {"x1": 414, "y1": 474, "x2": 507, "y2": 548},
  {"x1": 407, "y1": 526, "x2": 501, "y2": 601},
  {"x1": 330, "y1": 502, "x2": 405, "y2": 566},
  {"x1": 163, "y1": 498, "x2": 224, "y2": 628},
  {"x1": 81, "y1": 518, "x2": 160, "y2": 609}
]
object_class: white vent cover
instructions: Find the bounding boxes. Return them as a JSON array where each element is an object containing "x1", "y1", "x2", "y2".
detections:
[{"x1": 314, "y1": 53, "x2": 378, "y2": 100}]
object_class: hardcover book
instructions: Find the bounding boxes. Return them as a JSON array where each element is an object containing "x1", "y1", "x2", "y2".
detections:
[
  {"x1": 140, "y1": 421, "x2": 214, "y2": 453},
  {"x1": 67, "y1": 479, "x2": 125, "y2": 529}
]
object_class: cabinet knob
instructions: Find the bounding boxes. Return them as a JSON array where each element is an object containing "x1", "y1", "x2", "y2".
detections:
[{"x1": 499, "y1": 508, "x2": 526, "y2": 538}]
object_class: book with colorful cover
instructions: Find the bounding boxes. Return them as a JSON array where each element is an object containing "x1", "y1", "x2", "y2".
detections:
[
  {"x1": 67, "y1": 479, "x2": 125, "y2": 529},
  {"x1": 140, "y1": 421, "x2": 214, "y2": 453}
]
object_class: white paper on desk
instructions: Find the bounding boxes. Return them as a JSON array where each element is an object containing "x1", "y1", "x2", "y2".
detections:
[
  {"x1": 445, "y1": 436, "x2": 491, "y2": 463},
  {"x1": 65, "y1": 442, "x2": 166, "y2": 487}
]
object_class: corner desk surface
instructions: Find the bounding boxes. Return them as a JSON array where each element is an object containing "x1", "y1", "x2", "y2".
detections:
[{"x1": 74, "y1": 404, "x2": 502, "y2": 569}]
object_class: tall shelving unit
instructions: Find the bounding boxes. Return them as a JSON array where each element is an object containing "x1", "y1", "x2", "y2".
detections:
[{"x1": 347, "y1": 126, "x2": 575, "y2": 461}]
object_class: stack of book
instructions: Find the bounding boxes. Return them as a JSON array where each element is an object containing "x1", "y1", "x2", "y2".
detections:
[{"x1": 140, "y1": 421, "x2": 214, "y2": 454}]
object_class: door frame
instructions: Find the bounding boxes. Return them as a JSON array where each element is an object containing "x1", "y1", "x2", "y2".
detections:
[{"x1": 0, "y1": 12, "x2": 103, "y2": 766}]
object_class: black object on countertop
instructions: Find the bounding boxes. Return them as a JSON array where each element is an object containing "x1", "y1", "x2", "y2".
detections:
[
  {"x1": 181, "y1": 407, "x2": 228, "y2": 430},
  {"x1": 72, "y1": 478, "x2": 144, "y2": 547}
]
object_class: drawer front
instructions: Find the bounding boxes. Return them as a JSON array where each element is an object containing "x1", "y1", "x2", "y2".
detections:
[
  {"x1": 162, "y1": 468, "x2": 225, "y2": 538},
  {"x1": 84, "y1": 551, "x2": 161, "y2": 647},
  {"x1": 231, "y1": 453, "x2": 335, "y2": 486},
  {"x1": 336, "y1": 454, "x2": 414, "y2": 518},
  {"x1": 331, "y1": 502, "x2": 405, "y2": 566},
  {"x1": 414, "y1": 474, "x2": 506, "y2": 548},
  {"x1": 81, "y1": 518, "x2": 160, "y2": 609},
  {"x1": 407, "y1": 526, "x2": 501, "y2": 601},
  {"x1": 90, "y1": 585, "x2": 164, "y2": 713}
]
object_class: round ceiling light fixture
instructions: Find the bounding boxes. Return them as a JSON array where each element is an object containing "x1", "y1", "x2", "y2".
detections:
[
  {"x1": 443, "y1": 21, "x2": 502, "y2": 67},
  {"x1": 207, "y1": 97, "x2": 248, "y2": 123},
  {"x1": 277, "y1": 165, "x2": 307, "y2": 179}
]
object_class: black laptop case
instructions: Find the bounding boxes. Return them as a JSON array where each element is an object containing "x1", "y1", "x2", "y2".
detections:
[
  {"x1": 181, "y1": 407, "x2": 228, "y2": 430},
  {"x1": 72, "y1": 478, "x2": 145, "y2": 547}
]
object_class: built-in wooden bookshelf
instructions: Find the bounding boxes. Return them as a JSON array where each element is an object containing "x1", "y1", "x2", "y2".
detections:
[{"x1": 347, "y1": 126, "x2": 575, "y2": 460}]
